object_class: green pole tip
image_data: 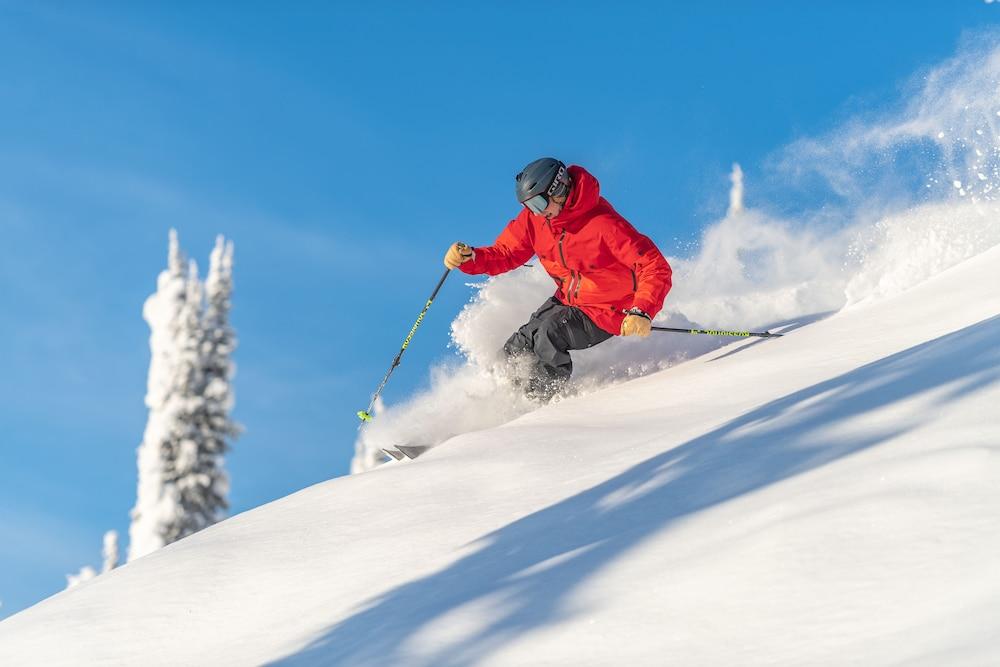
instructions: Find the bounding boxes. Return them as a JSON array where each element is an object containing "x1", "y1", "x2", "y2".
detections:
[{"x1": 357, "y1": 410, "x2": 373, "y2": 422}]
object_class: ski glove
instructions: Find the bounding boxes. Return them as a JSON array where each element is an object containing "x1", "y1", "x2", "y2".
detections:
[
  {"x1": 620, "y1": 308, "x2": 652, "y2": 337},
  {"x1": 444, "y1": 242, "x2": 475, "y2": 269}
]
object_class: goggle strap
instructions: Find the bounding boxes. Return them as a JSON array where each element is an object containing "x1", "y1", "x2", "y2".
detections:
[{"x1": 547, "y1": 166, "x2": 570, "y2": 197}]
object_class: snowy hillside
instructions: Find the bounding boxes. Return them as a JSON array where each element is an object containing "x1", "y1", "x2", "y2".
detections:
[{"x1": 1, "y1": 237, "x2": 997, "y2": 665}]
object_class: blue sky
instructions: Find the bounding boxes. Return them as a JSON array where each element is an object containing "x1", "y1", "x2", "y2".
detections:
[{"x1": 0, "y1": 1, "x2": 995, "y2": 618}]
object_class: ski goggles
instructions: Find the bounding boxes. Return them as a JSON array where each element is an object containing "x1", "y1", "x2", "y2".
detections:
[{"x1": 523, "y1": 194, "x2": 549, "y2": 214}]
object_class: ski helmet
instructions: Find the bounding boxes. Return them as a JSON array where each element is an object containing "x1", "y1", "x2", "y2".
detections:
[{"x1": 515, "y1": 158, "x2": 572, "y2": 213}]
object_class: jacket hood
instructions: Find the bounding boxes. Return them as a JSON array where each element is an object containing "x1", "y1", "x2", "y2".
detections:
[{"x1": 551, "y1": 165, "x2": 601, "y2": 228}]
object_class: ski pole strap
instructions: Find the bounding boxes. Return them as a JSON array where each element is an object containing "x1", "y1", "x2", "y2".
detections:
[
  {"x1": 624, "y1": 307, "x2": 651, "y2": 321},
  {"x1": 358, "y1": 267, "x2": 452, "y2": 423},
  {"x1": 651, "y1": 326, "x2": 782, "y2": 338}
]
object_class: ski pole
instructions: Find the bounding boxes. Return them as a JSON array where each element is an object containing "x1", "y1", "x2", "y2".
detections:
[
  {"x1": 620, "y1": 308, "x2": 782, "y2": 338},
  {"x1": 651, "y1": 326, "x2": 782, "y2": 338},
  {"x1": 357, "y1": 265, "x2": 453, "y2": 423}
]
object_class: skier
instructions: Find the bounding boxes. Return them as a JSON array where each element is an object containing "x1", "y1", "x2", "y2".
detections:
[{"x1": 444, "y1": 157, "x2": 673, "y2": 400}]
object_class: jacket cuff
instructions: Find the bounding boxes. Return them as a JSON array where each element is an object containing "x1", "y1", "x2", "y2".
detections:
[
  {"x1": 459, "y1": 252, "x2": 481, "y2": 274},
  {"x1": 630, "y1": 300, "x2": 656, "y2": 318}
]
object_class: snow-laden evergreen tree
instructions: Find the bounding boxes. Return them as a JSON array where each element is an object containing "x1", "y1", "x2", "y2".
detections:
[
  {"x1": 129, "y1": 230, "x2": 188, "y2": 560},
  {"x1": 65, "y1": 567, "x2": 96, "y2": 590},
  {"x1": 198, "y1": 236, "x2": 239, "y2": 505},
  {"x1": 102, "y1": 531, "x2": 119, "y2": 573},
  {"x1": 160, "y1": 238, "x2": 238, "y2": 545},
  {"x1": 162, "y1": 258, "x2": 208, "y2": 545},
  {"x1": 129, "y1": 231, "x2": 238, "y2": 561},
  {"x1": 65, "y1": 530, "x2": 118, "y2": 590}
]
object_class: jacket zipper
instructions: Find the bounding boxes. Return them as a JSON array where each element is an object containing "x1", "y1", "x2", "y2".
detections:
[
  {"x1": 557, "y1": 230, "x2": 575, "y2": 303},
  {"x1": 631, "y1": 268, "x2": 637, "y2": 292}
]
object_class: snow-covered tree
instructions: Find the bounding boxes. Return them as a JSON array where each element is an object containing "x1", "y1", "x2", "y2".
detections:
[
  {"x1": 66, "y1": 530, "x2": 118, "y2": 590},
  {"x1": 157, "y1": 258, "x2": 213, "y2": 545},
  {"x1": 102, "y1": 531, "x2": 119, "y2": 573},
  {"x1": 129, "y1": 231, "x2": 238, "y2": 561},
  {"x1": 159, "y1": 239, "x2": 238, "y2": 545},
  {"x1": 198, "y1": 235, "x2": 238, "y2": 506},
  {"x1": 65, "y1": 566, "x2": 96, "y2": 590},
  {"x1": 129, "y1": 230, "x2": 188, "y2": 560}
]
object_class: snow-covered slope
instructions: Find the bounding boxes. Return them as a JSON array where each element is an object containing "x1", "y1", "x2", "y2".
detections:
[{"x1": 2, "y1": 240, "x2": 998, "y2": 665}]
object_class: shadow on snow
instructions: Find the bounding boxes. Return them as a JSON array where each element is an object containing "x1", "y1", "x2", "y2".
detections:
[
  {"x1": 707, "y1": 310, "x2": 835, "y2": 363},
  {"x1": 272, "y1": 315, "x2": 1000, "y2": 667}
]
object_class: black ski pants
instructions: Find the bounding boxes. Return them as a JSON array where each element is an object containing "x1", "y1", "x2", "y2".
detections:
[{"x1": 503, "y1": 297, "x2": 613, "y2": 397}]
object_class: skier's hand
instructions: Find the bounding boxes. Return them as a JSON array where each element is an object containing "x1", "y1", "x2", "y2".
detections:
[
  {"x1": 620, "y1": 310, "x2": 652, "y2": 337},
  {"x1": 444, "y1": 242, "x2": 475, "y2": 269}
]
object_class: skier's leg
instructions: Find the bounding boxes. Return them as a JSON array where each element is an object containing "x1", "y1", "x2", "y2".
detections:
[
  {"x1": 503, "y1": 298, "x2": 563, "y2": 396},
  {"x1": 503, "y1": 298, "x2": 612, "y2": 400},
  {"x1": 502, "y1": 297, "x2": 561, "y2": 360},
  {"x1": 529, "y1": 305, "x2": 613, "y2": 398}
]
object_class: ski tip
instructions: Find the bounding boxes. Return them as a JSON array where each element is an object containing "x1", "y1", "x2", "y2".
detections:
[
  {"x1": 396, "y1": 444, "x2": 431, "y2": 460},
  {"x1": 381, "y1": 448, "x2": 405, "y2": 462}
]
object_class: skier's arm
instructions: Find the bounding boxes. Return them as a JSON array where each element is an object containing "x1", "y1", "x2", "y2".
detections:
[
  {"x1": 458, "y1": 211, "x2": 535, "y2": 276},
  {"x1": 602, "y1": 219, "x2": 673, "y2": 318}
]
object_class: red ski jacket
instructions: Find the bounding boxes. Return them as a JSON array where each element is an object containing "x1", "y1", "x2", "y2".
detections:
[{"x1": 461, "y1": 166, "x2": 672, "y2": 335}]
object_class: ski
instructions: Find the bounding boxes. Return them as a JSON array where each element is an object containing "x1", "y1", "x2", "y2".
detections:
[{"x1": 382, "y1": 448, "x2": 406, "y2": 462}]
